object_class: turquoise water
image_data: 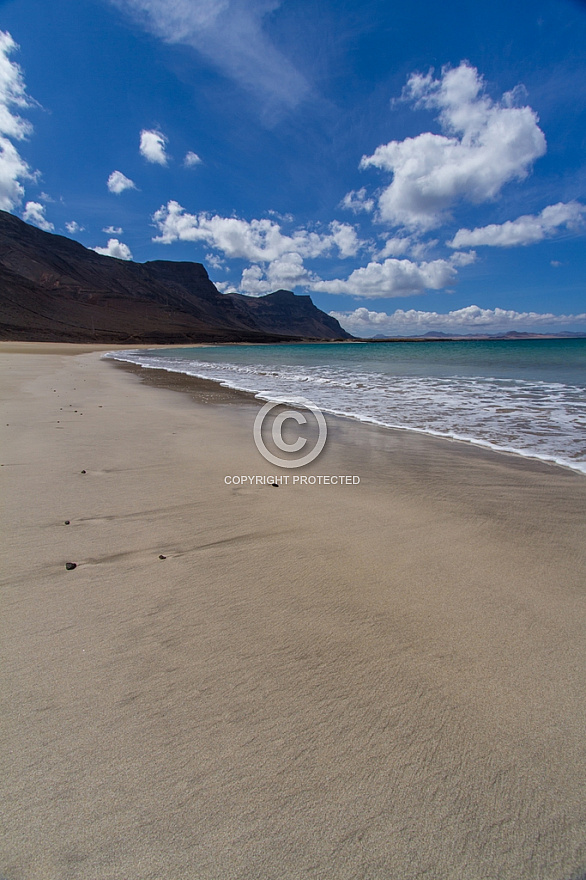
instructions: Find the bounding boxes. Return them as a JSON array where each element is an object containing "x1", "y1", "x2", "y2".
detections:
[{"x1": 107, "y1": 338, "x2": 586, "y2": 473}]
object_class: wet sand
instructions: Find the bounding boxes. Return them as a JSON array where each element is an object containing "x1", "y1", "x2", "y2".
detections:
[{"x1": 1, "y1": 345, "x2": 585, "y2": 879}]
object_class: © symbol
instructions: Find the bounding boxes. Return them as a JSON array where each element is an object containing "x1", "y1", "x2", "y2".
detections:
[{"x1": 253, "y1": 400, "x2": 327, "y2": 468}]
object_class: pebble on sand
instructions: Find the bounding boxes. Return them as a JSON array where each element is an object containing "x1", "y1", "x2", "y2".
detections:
[
  {"x1": 65, "y1": 562, "x2": 77, "y2": 570},
  {"x1": 159, "y1": 554, "x2": 167, "y2": 560}
]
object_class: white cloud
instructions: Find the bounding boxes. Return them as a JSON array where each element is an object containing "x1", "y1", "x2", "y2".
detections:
[
  {"x1": 110, "y1": 0, "x2": 309, "y2": 116},
  {"x1": 22, "y1": 200, "x2": 54, "y2": 231},
  {"x1": 184, "y1": 150, "x2": 202, "y2": 167},
  {"x1": 151, "y1": 201, "x2": 474, "y2": 298},
  {"x1": 92, "y1": 238, "x2": 133, "y2": 260},
  {"x1": 267, "y1": 209, "x2": 294, "y2": 222},
  {"x1": 374, "y1": 235, "x2": 442, "y2": 261},
  {"x1": 214, "y1": 280, "x2": 235, "y2": 293},
  {"x1": 330, "y1": 305, "x2": 586, "y2": 337},
  {"x1": 152, "y1": 200, "x2": 362, "y2": 262},
  {"x1": 65, "y1": 220, "x2": 84, "y2": 234},
  {"x1": 140, "y1": 128, "x2": 168, "y2": 165},
  {"x1": 239, "y1": 252, "x2": 316, "y2": 295},
  {"x1": 449, "y1": 250, "x2": 476, "y2": 267},
  {"x1": 0, "y1": 32, "x2": 33, "y2": 141},
  {"x1": 329, "y1": 220, "x2": 360, "y2": 257},
  {"x1": 341, "y1": 187, "x2": 374, "y2": 214},
  {"x1": 103, "y1": 225, "x2": 123, "y2": 234},
  {"x1": 205, "y1": 252, "x2": 225, "y2": 270},
  {"x1": 239, "y1": 265, "x2": 271, "y2": 295},
  {"x1": 310, "y1": 252, "x2": 471, "y2": 298},
  {"x1": 361, "y1": 62, "x2": 546, "y2": 230},
  {"x1": 0, "y1": 139, "x2": 34, "y2": 209},
  {"x1": 376, "y1": 236, "x2": 413, "y2": 258},
  {"x1": 448, "y1": 201, "x2": 585, "y2": 248},
  {"x1": 0, "y1": 32, "x2": 36, "y2": 210},
  {"x1": 107, "y1": 170, "x2": 136, "y2": 194}
]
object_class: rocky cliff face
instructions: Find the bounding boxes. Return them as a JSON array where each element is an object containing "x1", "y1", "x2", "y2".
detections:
[{"x1": 0, "y1": 211, "x2": 352, "y2": 343}]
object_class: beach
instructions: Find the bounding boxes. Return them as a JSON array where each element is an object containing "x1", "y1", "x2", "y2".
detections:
[{"x1": 1, "y1": 344, "x2": 585, "y2": 879}]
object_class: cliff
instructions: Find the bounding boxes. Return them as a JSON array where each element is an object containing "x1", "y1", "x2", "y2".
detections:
[{"x1": 0, "y1": 211, "x2": 352, "y2": 343}]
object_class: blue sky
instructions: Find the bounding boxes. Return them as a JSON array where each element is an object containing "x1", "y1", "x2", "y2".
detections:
[{"x1": 1, "y1": 0, "x2": 585, "y2": 335}]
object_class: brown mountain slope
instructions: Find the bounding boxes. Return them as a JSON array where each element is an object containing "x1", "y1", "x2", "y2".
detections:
[{"x1": 0, "y1": 211, "x2": 352, "y2": 343}]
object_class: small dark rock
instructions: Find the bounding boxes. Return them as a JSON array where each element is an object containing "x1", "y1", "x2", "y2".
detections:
[
  {"x1": 81, "y1": 469, "x2": 86, "y2": 474},
  {"x1": 271, "y1": 482, "x2": 279, "y2": 487},
  {"x1": 65, "y1": 562, "x2": 77, "y2": 570},
  {"x1": 158, "y1": 554, "x2": 167, "y2": 560},
  {"x1": 64, "y1": 520, "x2": 70, "y2": 525}
]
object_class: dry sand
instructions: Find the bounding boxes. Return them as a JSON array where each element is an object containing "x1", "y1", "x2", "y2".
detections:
[{"x1": 1, "y1": 345, "x2": 585, "y2": 880}]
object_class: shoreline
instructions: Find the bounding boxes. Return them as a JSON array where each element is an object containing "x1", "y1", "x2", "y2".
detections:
[
  {"x1": 1, "y1": 347, "x2": 585, "y2": 879},
  {"x1": 0, "y1": 341, "x2": 217, "y2": 355},
  {"x1": 108, "y1": 349, "x2": 586, "y2": 479}
]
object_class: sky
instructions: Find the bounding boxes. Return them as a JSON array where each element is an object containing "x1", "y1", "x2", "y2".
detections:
[{"x1": 0, "y1": 0, "x2": 585, "y2": 336}]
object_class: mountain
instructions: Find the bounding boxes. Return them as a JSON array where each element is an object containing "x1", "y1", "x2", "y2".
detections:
[
  {"x1": 367, "y1": 331, "x2": 586, "y2": 341},
  {"x1": 0, "y1": 211, "x2": 351, "y2": 343}
]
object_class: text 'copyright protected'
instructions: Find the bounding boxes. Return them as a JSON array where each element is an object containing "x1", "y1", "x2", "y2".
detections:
[{"x1": 225, "y1": 475, "x2": 361, "y2": 485}]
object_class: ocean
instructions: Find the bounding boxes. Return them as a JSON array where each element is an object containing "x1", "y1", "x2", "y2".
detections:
[{"x1": 105, "y1": 338, "x2": 586, "y2": 474}]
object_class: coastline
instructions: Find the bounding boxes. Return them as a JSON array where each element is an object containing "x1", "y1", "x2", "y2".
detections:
[
  {"x1": 1, "y1": 346, "x2": 585, "y2": 879},
  {"x1": 107, "y1": 343, "x2": 586, "y2": 478}
]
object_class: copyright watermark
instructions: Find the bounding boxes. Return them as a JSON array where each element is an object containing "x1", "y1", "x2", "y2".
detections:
[
  {"x1": 253, "y1": 399, "x2": 327, "y2": 468},
  {"x1": 224, "y1": 474, "x2": 360, "y2": 485}
]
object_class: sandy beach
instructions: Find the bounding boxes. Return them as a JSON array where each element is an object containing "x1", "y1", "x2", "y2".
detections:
[{"x1": 1, "y1": 344, "x2": 585, "y2": 880}]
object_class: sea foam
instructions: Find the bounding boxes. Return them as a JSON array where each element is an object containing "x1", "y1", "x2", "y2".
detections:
[{"x1": 105, "y1": 342, "x2": 586, "y2": 475}]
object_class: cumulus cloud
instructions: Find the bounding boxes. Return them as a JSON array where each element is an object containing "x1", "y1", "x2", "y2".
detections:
[
  {"x1": 65, "y1": 220, "x2": 84, "y2": 234},
  {"x1": 184, "y1": 150, "x2": 202, "y2": 167},
  {"x1": 103, "y1": 225, "x2": 123, "y2": 234},
  {"x1": 341, "y1": 187, "x2": 374, "y2": 214},
  {"x1": 448, "y1": 201, "x2": 585, "y2": 248},
  {"x1": 140, "y1": 128, "x2": 168, "y2": 165},
  {"x1": 92, "y1": 238, "x2": 133, "y2": 260},
  {"x1": 110, "y1": 0, "x2": 309, "y2": 116},
  {"x1": 376, "y1": 237, "x2": 413, "y2": 258},
  {"x1": 150, "y1": 202, "x2": 481, "y2": 300},
  {"x1": 330, "y1": 305, "x2": 586, "y2": 337},
  {"x1": 449, "y1": 250, "x2": 476, "y2": 266},
  {"x1": 152, "y1": 200, "x2": 362, "y2": 262},
  {"x1": 329, "y1": 220, "x2": 361, "y2": 257},
  {"x1": 0, "y1": 33, "x2": 33, "y2": 140},
  {"x1": 0, "y1": 31, "x2": 36, "y2": 210},
  {"x1": 22, "y1": 200, "x2": 54, "y2": 231},
  {"x1": 214, "y1": 280, "x2": 235, "y2": 293},
  {"x1": 310, "y1": 252, "x2": 472, "y2": 298},
  {"x1": 239, "y1": 252, "x2": 316, "y2": 295},
  {"x1": 0, "y1": 139, "x2": 34, "y2": 209},
  {"x1": 205, "y1": 252, "x2": 225, "y2": 270},
  {"x1": 107, "y1": 170, "x2": 136, "y2": 194},
  {"x1": 361, "y1": 62, "x2": 546, "y2": 230}
]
